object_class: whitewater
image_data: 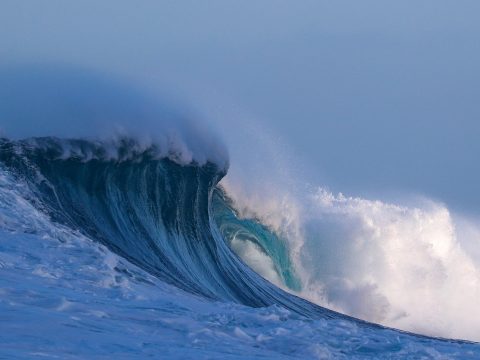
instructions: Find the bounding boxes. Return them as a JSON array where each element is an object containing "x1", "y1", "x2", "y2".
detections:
[{"x1": 1, "y1": 70, "x2": 480, "y2": 359}]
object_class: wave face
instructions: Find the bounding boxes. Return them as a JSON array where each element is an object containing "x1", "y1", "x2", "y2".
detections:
[
  {"x1": 1, "y1": 136, "x2": 479, "y2": 359},
  {"x1": 0, "y1": 137, "x2": 321, "y2": 313}
]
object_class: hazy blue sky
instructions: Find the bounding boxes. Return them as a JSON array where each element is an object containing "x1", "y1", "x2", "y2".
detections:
[{"x1": 1, "y1": 1, "x2": 480, "y2": 212}]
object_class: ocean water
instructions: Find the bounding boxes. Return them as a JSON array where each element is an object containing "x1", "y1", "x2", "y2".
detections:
[{"x1": 0, "y1": 137, "x2": 479, "y2": 359}]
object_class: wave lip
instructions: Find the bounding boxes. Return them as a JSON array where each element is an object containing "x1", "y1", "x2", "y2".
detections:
[{"x1": 0, "y1": 65, "x2": 229, "y2": 170}]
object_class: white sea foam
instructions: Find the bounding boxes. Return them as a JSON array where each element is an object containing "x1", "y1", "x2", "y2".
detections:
[{"x1": 222, "y1": 178, "x2": 480, "y2": 341}]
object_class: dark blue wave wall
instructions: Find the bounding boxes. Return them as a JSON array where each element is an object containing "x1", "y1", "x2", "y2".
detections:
[{"x1": 0, "y1": 137, "x2": 330, "y2": 318}]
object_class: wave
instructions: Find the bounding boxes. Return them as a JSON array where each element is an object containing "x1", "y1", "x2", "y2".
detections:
[{"x1": 1, "y1": 135, "x2": 480, "y2": 358}]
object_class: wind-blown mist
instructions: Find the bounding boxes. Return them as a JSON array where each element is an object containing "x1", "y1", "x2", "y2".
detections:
[{"x1": 0, "y1": 66, "x2": 228, "y2": 168}]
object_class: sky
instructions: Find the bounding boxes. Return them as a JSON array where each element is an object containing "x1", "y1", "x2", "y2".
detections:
[{"x1": 1, "y1": 1, "x2": 480, "y2": 213}]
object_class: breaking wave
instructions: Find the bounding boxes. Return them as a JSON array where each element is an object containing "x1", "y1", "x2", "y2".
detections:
[{"x1": 1, "y1": 133, "x2": 479, "y2": 346}]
